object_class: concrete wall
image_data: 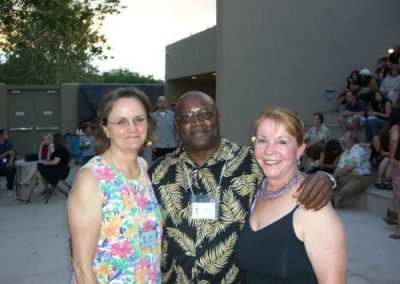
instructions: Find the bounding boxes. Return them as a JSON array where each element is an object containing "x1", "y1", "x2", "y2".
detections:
[
  {"x1": 165, "y1": 27, "x2": 216, "y2": 80},
  {"x1": 0, "y1": 84, "x2": 7, "y2": 128},
  {"x1": 165, "y1": 27, "x2": 216, "y2": 102},
  {"x1": 60, "y1": 83, "x2": 80, "y2": 134},
  {"x1": 217, "y1": 0, "x2": 400, "y2": 144},
  {"x1": 166, "y1": 78, "x2": 216, "y2": 103}
]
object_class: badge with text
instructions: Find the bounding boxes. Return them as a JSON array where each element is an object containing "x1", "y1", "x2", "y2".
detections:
[
  {"x1": 191, "y1": 194, "x2": 219, "y2": 220},
  {"x1": 141, "y1": 230, "x2": 157, "y2": 248}
]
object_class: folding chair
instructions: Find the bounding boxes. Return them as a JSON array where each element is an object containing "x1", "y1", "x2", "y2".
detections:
[{"x1": 44, "y1": 166, "x2": 72, "y2": 204}]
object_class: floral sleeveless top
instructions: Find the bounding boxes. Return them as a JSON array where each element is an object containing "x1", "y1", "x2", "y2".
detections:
[{"x1": 73, "y1": 156, "x2": 162, "y2": 283}]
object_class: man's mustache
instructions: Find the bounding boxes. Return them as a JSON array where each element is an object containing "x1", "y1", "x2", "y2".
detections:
[{"x1": 189, "y1": 126, "x2": 209, "y2": 135}]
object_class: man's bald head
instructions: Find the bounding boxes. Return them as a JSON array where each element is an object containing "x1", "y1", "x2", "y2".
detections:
[
  {"x1": 157, "y1": 95, "x2": 168, "y2": 111},
  {"x1": 176, "y1": 91, "x2": 217, "y2": 114}
]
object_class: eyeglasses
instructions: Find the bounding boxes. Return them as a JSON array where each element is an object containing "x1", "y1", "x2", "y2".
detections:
[
  {"x1": 175, "y1": 110, "x2": 216, "y2": 123},
  {"x1": 107, "y1": 116, "x2": 147, "y2": 128}
]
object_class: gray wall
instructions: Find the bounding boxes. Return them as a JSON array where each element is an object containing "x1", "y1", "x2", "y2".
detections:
[
  {"x1": 217, "y1": 0, "x2": 400, "y2": 144},
  {"x1": 165, "y1": 27, "x2": 216, "y2": 80},
  {"x1": 0, "y1": 84, "x2": 6, "y2": 128},
  {"x1": 60, "y1": 83, "x2": 80, "y2": 134},
  {"x1": 166, "y1": 79, "x2": 216, "y2": 103},
  {"x1": 165, "y1": 27, "x2": 217, "y2": 102}
]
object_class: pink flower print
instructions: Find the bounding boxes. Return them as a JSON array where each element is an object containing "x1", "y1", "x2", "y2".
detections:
[
  {"x1": 110, "y1": 239, "x2": 132, "y2": 258},
  {"x1": 96, "y1": 167, "x2": 115, "y2": 183},
  {"x1": 121, "y1": 185, "x2": 137, "y2": 210},
  {"x1": 139, "y1": 258, "x2": 150, "y2": 267},
  {"x1": 142, "y1": 220, "x2": 154, "y2": 232},
  {"x1": 148, "y1": 262, "x2": 160, "y2": 282},
  {"x1": 136, "y1": 190, "x2": 148, "y2": 210}
]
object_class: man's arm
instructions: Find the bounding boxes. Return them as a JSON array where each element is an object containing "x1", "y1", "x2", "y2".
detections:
[
  {"x1": 293, "y1": 172, "x2": 334, "y2": 210},
  {"x1": 7, "y1": 150, "x2": 16, "y2": 166}
]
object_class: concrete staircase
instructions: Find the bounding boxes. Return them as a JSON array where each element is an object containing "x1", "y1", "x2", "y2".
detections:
[{"x1": 340, "y1": 184, "x2": 393, "y2": 218}]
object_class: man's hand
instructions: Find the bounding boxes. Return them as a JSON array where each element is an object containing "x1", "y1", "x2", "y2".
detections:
[{"x1": 293, "y1": 173, "x2": 333, "y2": 210}]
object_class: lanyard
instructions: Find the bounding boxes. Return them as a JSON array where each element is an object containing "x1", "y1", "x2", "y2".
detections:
[{"x1": 182, "y1": 153, "x2": 230, "y2": 199}]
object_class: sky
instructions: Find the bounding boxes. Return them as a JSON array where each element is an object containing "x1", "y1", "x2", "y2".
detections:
[{"x1": 93, "y1": 0, "x2": 216, "y2": 80}]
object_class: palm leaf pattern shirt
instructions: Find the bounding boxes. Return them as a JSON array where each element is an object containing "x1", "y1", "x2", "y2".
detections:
[{"x1": 149, "y1": 139, "x2": 263, "y2": 283}]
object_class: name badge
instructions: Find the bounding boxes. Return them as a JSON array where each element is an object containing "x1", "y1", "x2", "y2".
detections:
[
  {"x1": 191, "y1": 195, "x2": 219, "y2": 220},
  {"x1": 141, "y1": 230, "x2": 157, "y2": 248}
]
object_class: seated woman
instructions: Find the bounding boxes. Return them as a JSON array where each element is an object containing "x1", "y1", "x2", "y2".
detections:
[
  {"x1": 235, "y1": 108, "x2": 347, "y2": 283},
  {"x1": 19, "y1": 133, "x2": 54, "y2": 185},
  {"x1": 365, "y1": 91, "x2": 391, "y2": 142},
  {"x1": 307, "y1": 139, "x2": 342, "y2": 174},
  {"x1": 17, "y1": 133, "x2": 70, "y2": 203}
]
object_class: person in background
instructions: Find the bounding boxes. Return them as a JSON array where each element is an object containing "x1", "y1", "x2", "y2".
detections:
[
  {"x1": 365, "y1": 91, "x2": 391, "y2": 142},
  {"x1": 17, "y1": 133, "x2": 70, "y2": 203},
  {"x1": 375, "y1": 56, "x2": 390, "y2": 85},
  {"x1": 333, "y1": 131, "x2": 371, "y2": 207},
  {"x1": 380, "y1": 67, "x2": 400, "y2": 102},
  {"x1": 370, "y1": 127, "x2": 392, "y2": 189},
  {"x1": 235, "y1": 108, "x2": 346, "y2": 283},
  {"x1": 79, "y1": 122, "x2": 95, "y2": 164},
  {"x1": 149, "y1": 91, "x2": 334, "y2": 283},
  {"x1": 152, "y1": 95, "x2": 177, "y2": 159},
  {"x1": 19, "y1": 133, "x2": 54, "y2": 185},
  {"x1": 388, "y1": 106, "x2": 400, "y2": 239},
  {"x1": 338, "y1": 91, "x2": 367, "y2": 134},
  {"x1": 67, "y1": 87, "x2": 162, "y2": 283},
  {"x1": 304, "y1": 112, "x2": 330, "y2": 161},
  {"x1": 307, "y1": 139, "x2": 342, "y2": 174},
  {"x1": 335, "y1": 70, "x2": 361, "y2": 110},
  {"x1": 0, "y1": 129, "x2": 16, "y2": 197},
  {"x1": 358, "y1": 68, "x2": 378, "y2": 104}
]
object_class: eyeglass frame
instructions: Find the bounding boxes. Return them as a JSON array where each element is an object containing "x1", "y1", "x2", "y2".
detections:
[
  {"x1": 175, "y1": 110, "x2": 217, "y2": 123},
  {"x1": 105, "y1": 115, "x2": 148, "y2": 128}
]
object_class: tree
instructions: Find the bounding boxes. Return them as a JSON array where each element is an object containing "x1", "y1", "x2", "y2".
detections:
[
  {"x1": 90, "y1": 68, "x2": 164, "y2": 84},
  {"x1": 0, "y1": 0, "x2": 124, "y2": 84}
]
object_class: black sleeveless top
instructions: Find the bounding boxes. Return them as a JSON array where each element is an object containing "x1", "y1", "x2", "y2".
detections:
[{"x1": 235, "y1": 205, "x2": 318, "y2": 283}]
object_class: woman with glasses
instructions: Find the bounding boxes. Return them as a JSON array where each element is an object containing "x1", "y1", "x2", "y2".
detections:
[{"x1": 67, "y1": 87, "x2": 162, "y2": 283}]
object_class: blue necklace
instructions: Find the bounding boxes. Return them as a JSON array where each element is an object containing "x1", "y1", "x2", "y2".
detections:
[{"x1": 256, "y1": 172, "x2": 301, "y2": 200}]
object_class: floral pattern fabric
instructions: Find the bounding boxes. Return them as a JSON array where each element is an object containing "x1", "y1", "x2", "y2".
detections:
[
  {"x1": 73, "y1": 156, "x2": 162, "y2": 284},
  {"x1": 304, "y1": 124, "x2": 331, "y2": 144},
  {"x1": 337, "y1": 144, "x2": 371, "y2": 176}
]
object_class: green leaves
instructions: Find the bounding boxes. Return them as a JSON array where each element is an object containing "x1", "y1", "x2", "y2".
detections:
[{"x1": 0, "y1": 0, "x2": 124, "y2": 84}]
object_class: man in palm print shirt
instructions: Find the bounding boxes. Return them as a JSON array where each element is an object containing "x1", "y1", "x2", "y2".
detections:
[{"x1": 149, "y1": 91, "x2": 334, "y2": 283}]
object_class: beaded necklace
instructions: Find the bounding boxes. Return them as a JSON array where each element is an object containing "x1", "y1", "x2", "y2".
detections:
[{"x1": 256, "y1": 171, "x2": 301, "y2": 200}]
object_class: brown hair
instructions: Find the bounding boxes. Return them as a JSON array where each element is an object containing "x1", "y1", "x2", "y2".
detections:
[
  {"x1": 95, "y1": 87, "x2": 155, "y2": 154},
  {"x1": 254, "y1": 107, "x2": 304, "y2": 145}
]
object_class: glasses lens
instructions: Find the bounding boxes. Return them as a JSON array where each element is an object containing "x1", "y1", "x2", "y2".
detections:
[
  {"x1": 199, "y1": 111, "x2": 215, "y2": 120},
  {"x1": 176, "y1": 111, "x2": 215, "y2": 123}
]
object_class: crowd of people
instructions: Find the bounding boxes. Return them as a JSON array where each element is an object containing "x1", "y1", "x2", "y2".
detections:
[{"x1": 315, "y1": 44, "x2": 400, "y2": 239}]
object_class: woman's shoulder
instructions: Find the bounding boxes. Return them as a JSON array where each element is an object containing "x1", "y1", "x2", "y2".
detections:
[{"x1": 295, "y1": 202, "x2": 341, "y2": 231}]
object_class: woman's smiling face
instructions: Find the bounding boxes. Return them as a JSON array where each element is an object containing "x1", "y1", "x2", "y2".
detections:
[{"x1": 254, "y1": 118, "x2": 305, "y2": 185}]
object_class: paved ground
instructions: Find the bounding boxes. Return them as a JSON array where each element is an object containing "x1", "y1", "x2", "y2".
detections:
[{"x1": 0, "y1": 163, "x2": 399, "y2": 284}]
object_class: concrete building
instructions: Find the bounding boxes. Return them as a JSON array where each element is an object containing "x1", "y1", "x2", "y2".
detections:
[{"x1": 165, "y1": 0, "x2": 400, "y2": 144}]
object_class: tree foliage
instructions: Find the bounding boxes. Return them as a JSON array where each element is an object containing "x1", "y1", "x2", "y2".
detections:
[
  {"x1": 0, "y1": 0, "x2": 124, "y2": 84},
  {"x1": 90, "y1": 68, "x2": 164, "y2": 84}
]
